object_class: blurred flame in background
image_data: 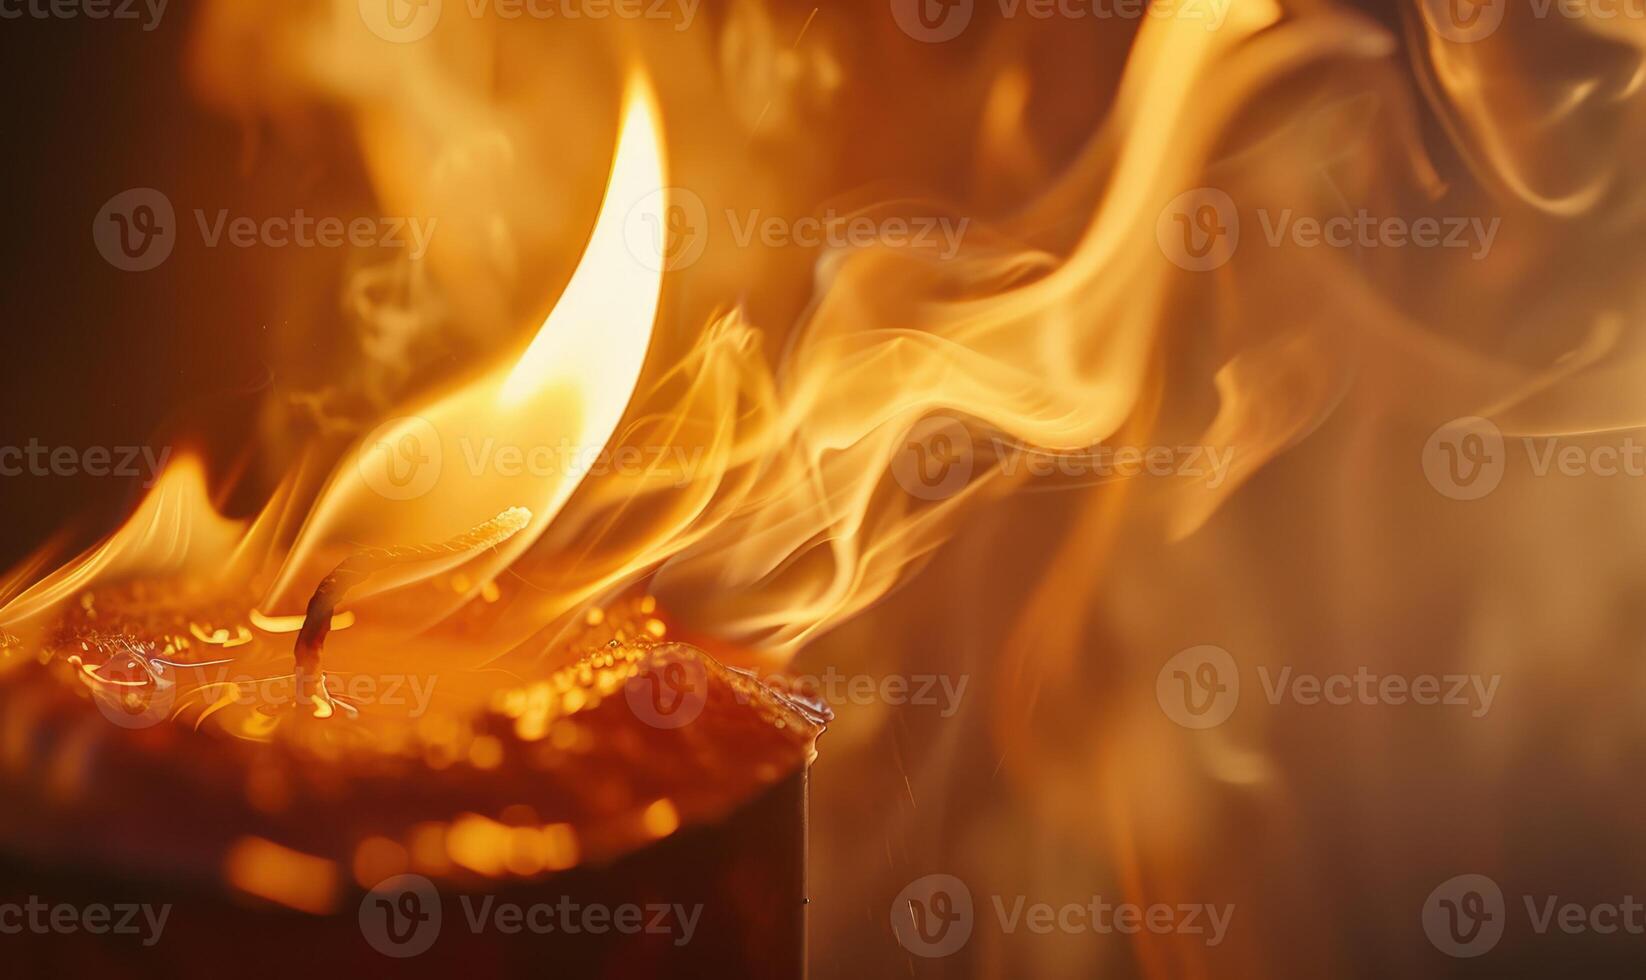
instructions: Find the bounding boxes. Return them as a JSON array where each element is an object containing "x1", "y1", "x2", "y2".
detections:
[{"x1": 3, "y1": 0, "x2": 1645, "y2": 974}]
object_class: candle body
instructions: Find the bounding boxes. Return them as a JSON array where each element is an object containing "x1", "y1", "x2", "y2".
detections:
[
  {"x1": 0, "y1": 614, "x2": 823, "y2": 978},
  {"x1": 0, "y1": 773, "x2": 808, "y2": 978}
]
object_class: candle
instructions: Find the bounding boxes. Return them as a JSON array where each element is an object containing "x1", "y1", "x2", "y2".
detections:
[
  {"x1": 0, "y1": 69, "x2": 831, "y2": 975},
  {"x1": 0, "y1": 580, "x2": 824, "y2": 976}
]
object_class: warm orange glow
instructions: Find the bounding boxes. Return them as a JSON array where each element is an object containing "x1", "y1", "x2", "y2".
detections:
[
  {"x1": 640, "y1": 798, "x2": 681, "y2": 839},
  {"x1": 263, "y1": 73, "x2": 670, "y2": 623},
  {"x1": 0, "y1": 74, "x2": 678, "y2": 745},
  {"x1": 5, "y1": 3, "x2": 1642, "y2": 978},
  {"x1": 351, "y1": 835, "x2": 410, "y2": 888},
  {"x1": 0, "y1": 455, "x2": 245, "y2": 627},
  {"x1": 224, "y1": 837, "x2": 340, "y2": 915}
]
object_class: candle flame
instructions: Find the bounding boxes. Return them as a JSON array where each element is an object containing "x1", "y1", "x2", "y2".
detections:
[{"x1": 264, "y1": 73, "x2": 669, "y2": 622}]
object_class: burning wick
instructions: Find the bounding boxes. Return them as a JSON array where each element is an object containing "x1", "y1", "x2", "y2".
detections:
[{"x1": 291, "y1": 506, "x2": 532, "y2": 719}]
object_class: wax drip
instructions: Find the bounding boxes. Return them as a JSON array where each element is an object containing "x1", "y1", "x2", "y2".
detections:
[{"x1": 292, "y1": 506, "x2": 532, "y2": 717}]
